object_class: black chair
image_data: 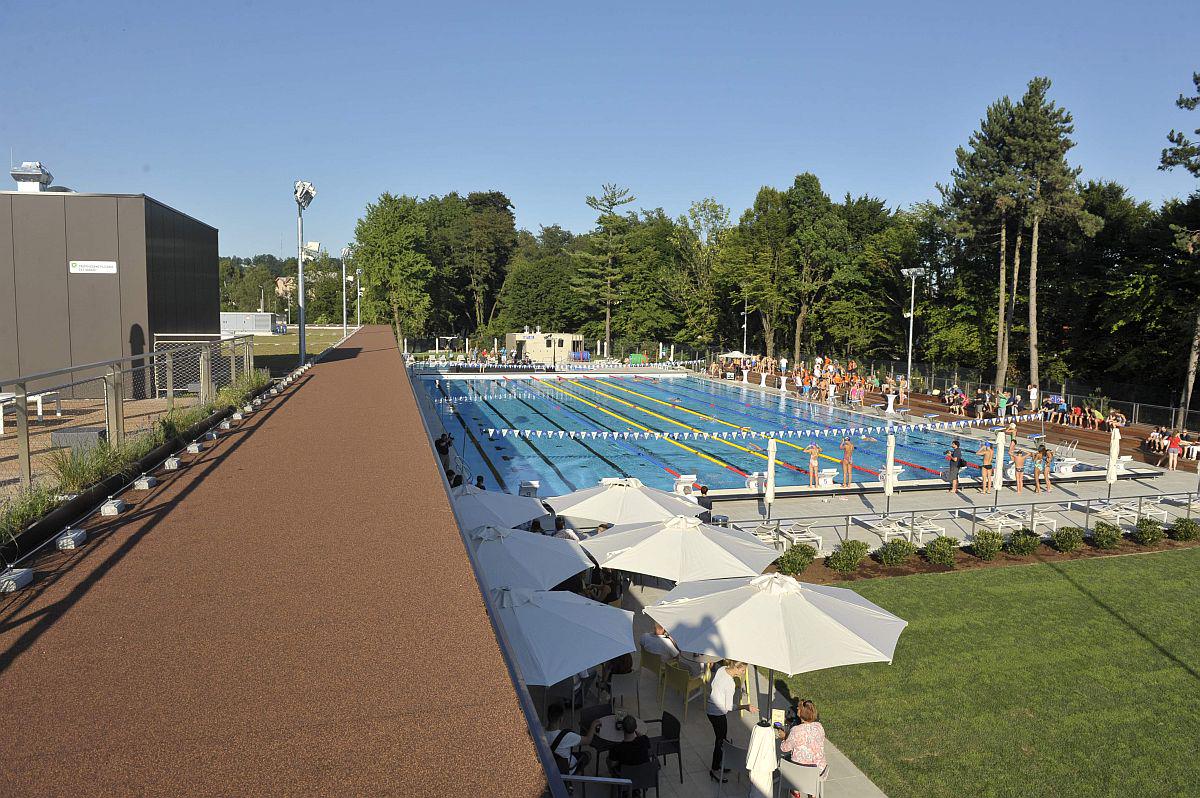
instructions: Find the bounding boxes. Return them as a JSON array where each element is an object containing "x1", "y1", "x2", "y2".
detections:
[
  {"x1": 579, "y1": 702, "x2": 614, "y2": 774},
  {"x1": 643, "y1": 711, "x2": 683, "y2": 783},
  {"x1": 619, "y1": 759, "x2": 660, "y2": 797}
]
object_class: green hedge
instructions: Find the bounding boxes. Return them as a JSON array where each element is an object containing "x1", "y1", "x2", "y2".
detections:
[
  {"x1": 1169, "y1": 517, "x2": 1200, "y2": 541},
  {"x1": 1051, "y1": 527, "x2": 1085, "y2": 553},
  {"x1": 776, "y1": 544, "x2": 818, "y2": 576},
  {"x1": 1091, "y1": 521, "x2": 1123, "y2": 549},
  {"x1": 971, "y1": 530, "x2": 1004, "y2": 561},
  {"x1": 923, "y1": 536, "x2": 959, "y2": 568},
  {"x1": 875, "y1": 538, "x2": 918, "y2": 566},
  {"x1": 1005, "y1": 528, "x2": 1041, "y2": 556},
  {"x1": 1131, "y1": 518, "x2": 1164, "y2": 546},
  {"x1": 827, "y1": 539, "x2": 870, "y2": 575}
]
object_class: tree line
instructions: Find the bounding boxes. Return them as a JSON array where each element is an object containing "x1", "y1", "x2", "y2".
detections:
[{"x1": 218, "y1": 72, "x2": 1200, "y2": 408}]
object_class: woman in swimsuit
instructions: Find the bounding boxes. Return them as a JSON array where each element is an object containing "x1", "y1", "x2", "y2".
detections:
[{"x1": 804, "y1": 443, "x2": 821, "y2": 487}]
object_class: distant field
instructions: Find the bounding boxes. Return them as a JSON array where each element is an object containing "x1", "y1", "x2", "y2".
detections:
[{"x1": 253, "y1": 328, "x2": 349, "y2": 374}]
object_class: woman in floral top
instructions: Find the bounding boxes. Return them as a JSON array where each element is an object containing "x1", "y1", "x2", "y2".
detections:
[{"x1": 779, "y1": 700, "x2": 827, "y2": 797}]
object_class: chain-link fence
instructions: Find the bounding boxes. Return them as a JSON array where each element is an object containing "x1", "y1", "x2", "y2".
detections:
[{"x1": 0, "y1": 336, "x2": 256, "y2": 502}]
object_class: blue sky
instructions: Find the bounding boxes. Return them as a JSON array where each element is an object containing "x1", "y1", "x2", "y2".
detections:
[{"x1": 2, "y1": 0, "x2": 1197, "y2": 257}]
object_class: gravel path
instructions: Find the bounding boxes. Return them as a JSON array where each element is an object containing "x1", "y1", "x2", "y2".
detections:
[{"x1": 0, "y1": 326, "x2": 545, "y2": 797}]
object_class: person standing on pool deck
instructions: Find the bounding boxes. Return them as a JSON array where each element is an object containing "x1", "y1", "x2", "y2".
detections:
[
  {"x1": 976, "y1": 441, "x2": 994, "y2": 493},
  {"x1": 946, "y1": 441, "x2": 963, "y2": 493},
  {"x1": 706, "y1": 661, "x2": 756, "y2": 782},
  {"x1": 804, "y1": 443, "x2": 821, "y2": 487},
  {"x1": 839, "y1": 438, "x2": 855, "y2": 485},
  {"x1": 1012, "y1": 448, "x2": 1029, "y2": 493}
]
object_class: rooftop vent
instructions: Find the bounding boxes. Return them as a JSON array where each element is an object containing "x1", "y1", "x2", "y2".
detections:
[{"x1": 11, "y1": 161, "x2": 54, "y2": 192}]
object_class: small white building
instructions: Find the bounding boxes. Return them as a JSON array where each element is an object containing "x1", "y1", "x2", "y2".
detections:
[
  {"x1": 505, "y1": 328, "x2": 586, "y2": 364},
  {"x1": 220, "y1": 312, "x2": 280, "y2": 335}
]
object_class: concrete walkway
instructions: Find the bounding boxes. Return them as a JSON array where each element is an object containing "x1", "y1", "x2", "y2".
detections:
[{"x1": 0, "y1": 327, "x2": 544, "y2": 797}]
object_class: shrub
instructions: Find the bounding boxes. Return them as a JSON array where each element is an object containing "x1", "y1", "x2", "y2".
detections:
[
  {"x1": 923, "y1": 535, "x2": 959, "y2": 568},
  {"x1": 826, "y1": 540, "x2": 870, "y2": 575},
  {"x1": 1169, "y1": 517, "x2": 1200, "y2": 541},
  {"x1": 1051, "y1": 526, "x2": 1085, "y2": 553},
  {"x1": 1005, "y1": 528, "x2": 1041, "y2": 556},
  {"x1": 1091, "y1": 521, "x2": 1122, "y2": 550},
  {"x1": 971, "y1": 530, "x2": 1004, "y2": 561},
  {"x1": 776, "y1": 544, "x2": 818, "y2": 576},
  {"x1": 1131, "y1": 517, "x2": 1164, "y2": 546},
  {"x1": 875, "y1": 538, "x2": 918, "y2": 566}
]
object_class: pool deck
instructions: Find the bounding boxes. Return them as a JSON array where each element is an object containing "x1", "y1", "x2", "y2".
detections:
[{"x1": 0, "y1": 326, "x2": 546, "y2": 797}]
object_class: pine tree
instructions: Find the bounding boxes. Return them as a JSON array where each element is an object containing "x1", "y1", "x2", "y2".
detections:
[{"x1": 572, "y1": 184, "x2": 636, "y2": 355}]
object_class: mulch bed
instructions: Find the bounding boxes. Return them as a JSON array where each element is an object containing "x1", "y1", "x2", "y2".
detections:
[{"x1": 784, "y1": 535, "x2": 1200, "y2": 584}]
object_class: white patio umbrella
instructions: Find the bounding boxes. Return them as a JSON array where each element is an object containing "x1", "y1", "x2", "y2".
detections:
[
  {"x1": 646, "y1": 573, "x2": 908, "y2": 716},
  {"x1": 720, "y1": 350, "x2": 748, "y2": 359},
  {"x1": 1106, "y1": 425, "x2": 1121, "y2": 493},
  {"x1": 491, "y1": 587, "x2": 635, "y2": 687},
  {"x1": 884, "y1": 433, "x2": 896, "y2": 496},
  {"x1": 765, "y1": 438, "x2": 777, "y2": 509},
  {"x1": 468, "y1": 525, "x2": 592, "y2": 591},
  {"x1": 451, "y1": 483, "x2": 547, "y2": 530},
  {"x1": 546, "y1": 478, "x2": 703, "y2": 527},
  {"x1": 580, "y1": 514, "x2": 778, "y2": 583}
]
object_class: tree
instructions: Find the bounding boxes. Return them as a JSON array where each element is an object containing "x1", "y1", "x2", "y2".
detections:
[
  {"x1": 572, "y1": 184, "x2": 637, "y2": 353},
  {"x1": 786, "y1": 173, "x2": 848, "y2": 358},
  {"x1": 1160, "y1": 71, "x2": 1200, "y2": 426},
  {"x1": 464, "y1": 191, "x2": 517, "y2": 328},
  {"x1": 941, "y1": 95, "x2": 1023, "y2": 389},
  {"x1": 726, "y1": 188, "x2": 793, "y2": 358},
  {"x1": 352, "y1": 193, "x2": 434, "y2": 337},
  {"x1": 664, "y1": 199, "x2": 730, "y2": 347},
  {"x1": 1012, "y1": 77, "x2": 1102, "y2": 390}
]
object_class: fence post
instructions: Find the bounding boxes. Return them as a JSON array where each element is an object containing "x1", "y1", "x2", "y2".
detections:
[
  {"x1": 248, "y1": 337, "x2": 255, "y2": 376},
  {"x1": 14, "y1": 381, "x2": 32, "y2": 489},
  {"x1": 199, "y1": 345, "x2": 213, "y2": 405},
  {"x1": 228, "y1": 340, "x2": 237, "y2": 385},
  {"x1": 165, "y1": 351, "x2": 175, "y2": 410},
  {"x1": 105, "y1": 364, "x2": 125, "y2": 447}
]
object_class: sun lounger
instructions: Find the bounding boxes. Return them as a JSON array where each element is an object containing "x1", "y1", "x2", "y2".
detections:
[
  {"x1": 857, "y1": 516, "x2": 909, "y2": 544},
  {"x1": 960, "y1": 507, "x2": 1024, "y2": 533},
  {"x1": 1079, "y1": 500, "x2": 1138, "y2": 524},
  {"x1": 779, "y1": 521, "x2": 823, "y2": 554},
  {"x1": 897, "y1": 514, "x2": 945, "y2": 544},
  {"x1": 1004, "y1": 508, "x2": 1057, "y2": 536}
]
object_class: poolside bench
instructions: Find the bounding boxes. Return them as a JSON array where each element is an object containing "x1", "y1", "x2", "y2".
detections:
[{"x1": 0, "y1": 391, "x2": 62, "y2": 434}]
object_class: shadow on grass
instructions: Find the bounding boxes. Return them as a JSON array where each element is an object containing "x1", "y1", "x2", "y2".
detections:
[{"x1": 1045, "y1": 557, "x2": 1200, "y2": 683}]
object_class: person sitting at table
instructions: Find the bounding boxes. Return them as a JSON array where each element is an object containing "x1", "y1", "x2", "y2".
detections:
[
  {"x1": 607, "y1": 715, "x2": 653, "y2": 777},
  {"x1": 553, "y1": 516, "x2": 581, "y2": 541},
  {"x1": 639, "y1": 623, "x2": 704, "y2": 676},
  {"x1": 544, "y1": 701, "x2": 599, "y2": 775},
  {"x1": 585, "y1": 569, "x2": 622, "y2": 604},
  {"x1": 778, "y1": 699, "x2": 828, "y2": 797}
]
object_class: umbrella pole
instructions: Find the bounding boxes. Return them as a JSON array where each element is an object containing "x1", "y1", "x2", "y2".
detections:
[{"x1": 763, "y1": 668, "x2": 775, "y2": 722}]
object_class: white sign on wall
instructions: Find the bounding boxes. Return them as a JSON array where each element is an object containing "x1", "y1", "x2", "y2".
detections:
[{"x1": 68, "y1": 260, "x2": 118, "y2": 274}]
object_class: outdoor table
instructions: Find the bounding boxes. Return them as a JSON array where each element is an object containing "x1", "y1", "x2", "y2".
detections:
[{"x1": 595, "y1": 713, "x2": 644, "y2": 744}]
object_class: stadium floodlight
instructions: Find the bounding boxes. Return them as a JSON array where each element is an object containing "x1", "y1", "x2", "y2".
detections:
[
  {"x1": 340, "y1": 246, "x2": 352, "y2": 337},
  {"x1": 294, "y1": 181, "x2": 316, "y2": 368},
  {"x1": 901, "y1": 267, "x2": 928, "y2": 389}
]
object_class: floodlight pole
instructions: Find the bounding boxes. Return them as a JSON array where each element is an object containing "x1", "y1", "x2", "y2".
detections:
[
  {"x1": 340, "y1": 246, "x2": 350, "y2": 339},
  {"x1": 901, "y1": 267, "x2": 927, "y2": 389},
  {"x1": 356, "y1": 268, "x2": 362, "y2": 326},
  {"x1": 296, "y1": 202, "x2": 306, "y2": 369},
  {"x1": 742, "y1": 294, "x2": 749, "y2": 354}
]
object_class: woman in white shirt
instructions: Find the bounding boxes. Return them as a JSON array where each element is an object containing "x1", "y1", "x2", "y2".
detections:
[{"x1": 705, "y1": 660, "x2": 757, "y2": 782}]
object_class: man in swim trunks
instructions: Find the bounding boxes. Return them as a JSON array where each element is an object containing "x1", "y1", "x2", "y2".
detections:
[
  {"x1": 839, "y1": 437, "x2": 855, "y2": 486},
  {"x1": 1012, "y1": 448, "x2": 1029, "y2": 494},
  {"x1": 976, "y1": 441, "x2": 994, "y2": 493}
]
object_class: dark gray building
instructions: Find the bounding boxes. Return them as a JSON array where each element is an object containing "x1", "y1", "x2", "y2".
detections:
[{"x1": 0, "y1": 179, "x2": 219, "y2": 384}]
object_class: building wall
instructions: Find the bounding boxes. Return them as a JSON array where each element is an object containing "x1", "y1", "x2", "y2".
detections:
[
  {"x1": 145, "y1": 198, "x2": 218, "y2": 338},
  {"x1": 0, "y1": 195, "x2": 18, "y2": 380}
]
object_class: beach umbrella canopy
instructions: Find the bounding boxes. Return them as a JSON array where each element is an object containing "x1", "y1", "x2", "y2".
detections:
[
  {"x1": 451, "y1": 483, "x2": 547, "y2": 529},
  {"x1": 546, "y1": 478, "x2": 703, "y2": 527},
  {"x1": 491, "y1": 587, "x2": 635, "y2": 687},
  {"x1": 1106, "y1": 426, "x2": 1121, "y2": 485},
  {"x1": 645, "y1": 573, "x2": 908, "y2": 676},
  {"x1": 468, "y1": 525, "x2": 592, "y2": 591},
  {"x1": 580, "y1": 515, "x2": 778, "y2": 582},
  {"x1": 719, "y1": 350, "x2": 748, "y2": 359}
]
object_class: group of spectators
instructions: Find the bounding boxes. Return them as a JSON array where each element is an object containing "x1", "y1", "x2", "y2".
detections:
[{"x1": 712, "y1": 354, "x2": 907, "y2": 408}]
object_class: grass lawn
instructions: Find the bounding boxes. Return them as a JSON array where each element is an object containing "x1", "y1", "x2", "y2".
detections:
[
  {"x1": 251, "y1": 328, "x2": 348, "y2": 374},
  {"x1": 789, "y1": 548, "x2": 1200, "y2": 798}
]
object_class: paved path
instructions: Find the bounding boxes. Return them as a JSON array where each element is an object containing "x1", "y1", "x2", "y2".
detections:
[{"x1": 0, "y1": 327, "x2": 545, "y2": 797}]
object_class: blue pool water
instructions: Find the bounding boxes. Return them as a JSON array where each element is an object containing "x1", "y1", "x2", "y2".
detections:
[{"x1": 421, "y1": 374, "x2": 1046, "y2": 495}]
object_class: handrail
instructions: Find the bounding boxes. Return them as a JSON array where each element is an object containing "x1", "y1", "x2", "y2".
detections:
[{"x1": 0, "y1": 334, "x2": 255, "y2": 388}]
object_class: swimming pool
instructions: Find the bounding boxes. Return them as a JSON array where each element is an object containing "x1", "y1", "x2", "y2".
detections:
[{"x1": 420, "y1": 374, "x2": 1050, "y2": 495}]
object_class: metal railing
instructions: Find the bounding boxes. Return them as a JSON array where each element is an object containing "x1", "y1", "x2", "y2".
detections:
[
  {"x1": 1, "y1": 336, "x2": 255, "y2": 497},
  {"x1": 721, "y1": 489, "x2": 1199, "y2": 550}
]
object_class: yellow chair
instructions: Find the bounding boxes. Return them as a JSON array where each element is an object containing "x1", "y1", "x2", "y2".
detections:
[
  {"x1": 638, "y1": 649, "x2": 665, "y2": 715},
  {"x1": 661, "y1": 662, "x2": 706, "y2": 723}
]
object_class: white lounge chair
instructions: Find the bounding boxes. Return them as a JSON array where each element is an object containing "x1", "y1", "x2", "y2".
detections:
[
  {"x1": 898, "y1": 514, "x2": 945, "y2": 544},
  {"x1": 1004, "y1": 508, "x2": 1058, "y2": 536},
  {"x1": 961, "y1": 508, "x2": 1024, "y2": 534},
  {"x1": 857, "y1": 516, "x2": 909, "y2": 544},
  {"x1": 779, "y1": 521, "x2": 823, "y2": 554},
  {"x1": 1083, "y1": 500, "x2": 1138, "y2": 524}
]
